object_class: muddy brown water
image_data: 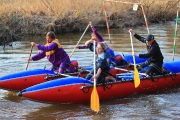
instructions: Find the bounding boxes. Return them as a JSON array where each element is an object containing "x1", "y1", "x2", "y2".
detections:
[{"x1": 0, "y1": 21, "x2": 180, "y2": 120}]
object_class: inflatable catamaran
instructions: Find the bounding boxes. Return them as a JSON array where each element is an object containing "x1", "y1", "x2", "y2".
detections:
[{"x1": 17, "y1": 60, "x2": 180, "y2": 103}]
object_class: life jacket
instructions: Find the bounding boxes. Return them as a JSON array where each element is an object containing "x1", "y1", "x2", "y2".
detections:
[{"x1": 45, "y1": 39, "x2": 61, "y2": 56}]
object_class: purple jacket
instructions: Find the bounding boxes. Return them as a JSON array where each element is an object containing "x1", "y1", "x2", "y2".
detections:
[
  {"x1": 32, "y1": 42, "x2": 70, "y2": 66},
  {"x1": 78, "y1": 26, "x2": 105, "y2": 49},
  {"x1": 91, "y1": 26, "x2": 104, "y2": 42}
]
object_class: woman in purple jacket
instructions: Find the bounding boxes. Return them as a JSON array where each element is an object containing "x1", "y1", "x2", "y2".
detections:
[
  {"x1": 76, "y1": 24, "x2": 116, "y2": 65},
  {"x1": 76, "y1": 24, "x2": 112, "y2": 52},
  {"x1": 28, "y1": 31, "x2": 74, "y2": 73}
]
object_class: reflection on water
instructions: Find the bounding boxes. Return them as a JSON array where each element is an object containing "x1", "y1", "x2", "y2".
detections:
[{"x1": 0, "y1": 22, "x2": 180, "y2": 119}]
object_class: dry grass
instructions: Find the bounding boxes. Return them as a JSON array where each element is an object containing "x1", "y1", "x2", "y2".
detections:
[
  {"x1": 0, "y1": 0, "x2": 105, "y2": 34},
  {"x1": 104, "y1": 0, "x2": 178, "y2": 27},
  {"x1": 0, "y1": 0, "x2": 178, "y2": 46}
]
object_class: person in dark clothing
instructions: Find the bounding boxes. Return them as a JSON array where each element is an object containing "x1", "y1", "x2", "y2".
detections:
[
  {"x1": 85, "y1": 42, "x2": 111, "y2": 84},
  {"x1": 129, "y1": 29, "x2": 164, "y2": 76}
]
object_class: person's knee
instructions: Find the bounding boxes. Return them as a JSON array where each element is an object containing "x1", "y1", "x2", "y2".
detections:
[
  {"x1": 140, "y1": 62, "x2": 148, "y2": 68},
  {"x1": 105, "y1": 76, "x2": 116, "y2": 82},
  {"x1": 146, "y1": 65, "x2": 161, "y2": 76},
  {"x1": 59, "y1": 62, "x2": 69, "y2": 73}
]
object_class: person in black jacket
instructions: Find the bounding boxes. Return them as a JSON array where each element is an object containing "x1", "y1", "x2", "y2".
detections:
[{"x1": 129, "y1": 29, "x2": 164, "y2": 76}]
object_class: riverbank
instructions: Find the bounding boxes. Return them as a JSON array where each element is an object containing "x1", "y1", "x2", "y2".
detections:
[{"x1": 0, "y1": 0, "x2": 178, "y2": 46}]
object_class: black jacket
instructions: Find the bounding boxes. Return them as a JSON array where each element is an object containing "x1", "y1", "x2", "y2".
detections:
[{"x1": 134, "y1": 33, "x2": 164, "y2": 65}]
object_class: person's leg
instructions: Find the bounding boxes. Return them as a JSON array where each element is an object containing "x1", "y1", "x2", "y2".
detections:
[
  {"x1": 105, "y1": 76, "x2": 116, "y2": 82},
  {"x1": 137, "y1": 60, "x2": 150, "y2": 71},
  {"x1": 66, "y1": 60, "x2": 78, "y2": 73},
  {"x1": 146, "y1": 64, "x2": 162, "y2": 76},
  {"x1": 137, "y1": 63, "x2": 146, "y2": 71},
  {"x1": 96, "y1": 70, "x2": 109, "y2": 84},
  {"x1": 58, "y1": 62, "x2": 68, "y2": 73},
  {"x1": 85, "y1": 70, "x2": 94, "y2": 80}
]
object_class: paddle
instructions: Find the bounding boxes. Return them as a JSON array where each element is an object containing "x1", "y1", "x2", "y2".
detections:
[
  {"x1": 129, "y1": 32, "x2": 140, "y2": 88},
  {"x1": 69, "y1": 23, "x2": 90, "y2": 58},
  {"x1": 172, "y1": 6, "x2": 179, "y2": 61},
  {"x1": 90, "y1": 41, "x2": 100, "y2": 112},
  {"x1": 26, "y1": 45, "x2": 33, "y2": 70}
]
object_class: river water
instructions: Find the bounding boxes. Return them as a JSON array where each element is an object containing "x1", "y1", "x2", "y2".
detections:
[{"x1": 0, "y1": 21, "x2": 180, "y2": 120}]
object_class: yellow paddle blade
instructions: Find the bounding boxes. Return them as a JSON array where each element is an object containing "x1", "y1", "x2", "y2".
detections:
[
  {"x1": 134, "y1": 66, "x2": 140, "y2": 88},
  {"x1": 90, "y1": 85, "x2": 100, "y2": 112}
]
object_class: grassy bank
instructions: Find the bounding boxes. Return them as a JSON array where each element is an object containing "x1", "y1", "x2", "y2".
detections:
[{"x1": 0, "y1": 0, "x2": 178, "y2": 46}]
